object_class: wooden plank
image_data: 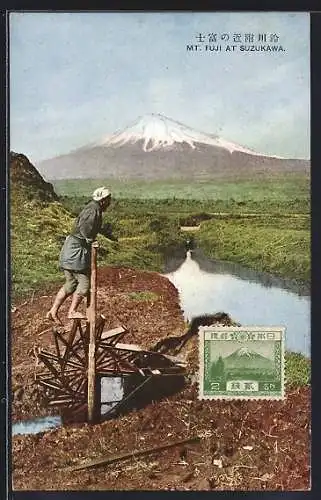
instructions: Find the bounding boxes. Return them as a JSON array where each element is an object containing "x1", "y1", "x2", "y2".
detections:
[
  {"x1": 114, "y1": 343, "x2": 143, "y2": 352},
  {"x1": 38, "y1": 349, "x2": 60, "y2": 359},
  {"x1": 96, "y1": 367, "x2": 138, "y2": 375},
  {"x1": 48, "y1": 398, "x2": 78, "y2": 406},
  {"x1": 109, "y1": 331, "x2": 129, "y2": 346},
  {"x1": 96, "y1": 356, "x2": 118, "y2": 371},
  {"x1": 47, "y1": 392, "x2": 85, "y2": 403},
  {"x1": 70, "y1": 435, "x2": 200, "y2": 471},
  {"x1": 100, "y1": 326, "x2": 126, "y2": 341},
  {"x1": 37, "y1": 380, "x2": 64, "y2": 391},
  {"x1": 68, "y1": 336, "x2": 85, "y2": 353}
]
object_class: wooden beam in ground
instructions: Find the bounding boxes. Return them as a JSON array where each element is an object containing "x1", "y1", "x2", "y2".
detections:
[
  {"x1": 70, "y1": 435, "x2": 200, "y2": 471},
  {"x1": 87, "y1": 242, "x2": 98, "y2": 423}
]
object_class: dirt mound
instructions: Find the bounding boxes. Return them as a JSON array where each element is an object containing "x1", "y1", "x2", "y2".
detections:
[
  {"x1": 10, "y1": 151, "x2": 58, "y2": 202},
  {"x1": 12, "y1": 382, "x2": 310, "y2": 491}
]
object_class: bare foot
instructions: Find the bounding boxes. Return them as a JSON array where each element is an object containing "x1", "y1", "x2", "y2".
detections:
[
  {"x1": 46, "y1": 311, "x2": 63, "y2": 325},
  {"x1": 68, "y1": 311, "x2": 87, "y2": 320}
]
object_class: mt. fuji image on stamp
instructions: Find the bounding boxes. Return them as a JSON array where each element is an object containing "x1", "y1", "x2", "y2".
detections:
[{"x1": 199, "y1": 326, "x2": 285, "y2": 400}]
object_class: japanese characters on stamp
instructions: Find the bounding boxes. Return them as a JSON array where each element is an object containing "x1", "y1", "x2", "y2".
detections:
[{"x1": 198, "y1": 326, "x2": 285, "y2": 400}]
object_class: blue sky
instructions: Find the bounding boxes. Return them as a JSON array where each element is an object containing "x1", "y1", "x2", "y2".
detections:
[{"x1": 10, "y1": 12, "x2": 310, "y2": 163}]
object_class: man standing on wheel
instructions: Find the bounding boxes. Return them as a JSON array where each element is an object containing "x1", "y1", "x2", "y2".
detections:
[{"x1": 46, "y1": 187, "x2": 111, "y2": 323}]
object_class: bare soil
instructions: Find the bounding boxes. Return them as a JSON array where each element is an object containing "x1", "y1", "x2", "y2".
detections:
[{"x1": 11, "y1": 266, "x2": 311, "y2": 491}]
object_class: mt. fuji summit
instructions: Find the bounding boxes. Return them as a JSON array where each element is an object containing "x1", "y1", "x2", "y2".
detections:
[
  {"x1": 37, "y1": 113, "x2": 309, "y2": 181},
  {"x1": 96, "y1": 113, "x2": 264, "y2": 156}
]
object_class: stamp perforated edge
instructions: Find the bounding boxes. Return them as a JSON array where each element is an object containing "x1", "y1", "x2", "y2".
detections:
[{"x1": 197, "y1": 326, "x2": 286, "y2": 401}]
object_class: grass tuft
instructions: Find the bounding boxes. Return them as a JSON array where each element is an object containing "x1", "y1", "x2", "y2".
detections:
[
  {"x1": 285, "y1": 351, "x2": 311, "y2": 387},
  {"x1": 126, "y1": 291, "x2": 160, "y2": 302}
]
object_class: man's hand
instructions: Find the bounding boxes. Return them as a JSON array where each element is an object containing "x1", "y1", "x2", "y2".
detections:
[{"x1": 92, "y1": 240, "x2": 99, "y2": 249}]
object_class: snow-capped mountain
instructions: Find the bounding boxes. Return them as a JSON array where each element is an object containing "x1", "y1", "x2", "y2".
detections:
[
  {"x1": 226, "y1": 346, "x2": 268, "y2": 361},
  {"x1": 96, "y1": 113, "x2": 273, "y2": 157},
  {"x1": 234, "y1": 346, "x2": 257, "y2": 357},
  {"x1": 37, "y1": 113, "x2": 309, "y2": 181},
  {"x1": 224, "y1": 346, "x2": 274, "y2": 371}
]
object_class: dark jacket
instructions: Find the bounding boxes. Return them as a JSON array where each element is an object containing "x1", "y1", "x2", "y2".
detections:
[{"x1": 59, "y1": 200, "x2": 102, "y2": 272}]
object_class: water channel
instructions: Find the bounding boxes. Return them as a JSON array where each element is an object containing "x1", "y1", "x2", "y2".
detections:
[{"x1": 164, "y1": 249, "x2": 310, "y2": 357}]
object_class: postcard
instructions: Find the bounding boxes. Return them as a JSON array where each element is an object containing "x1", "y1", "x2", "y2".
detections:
[{"x1": 9, "y1": 11, "x2": 310, "y2": 491}]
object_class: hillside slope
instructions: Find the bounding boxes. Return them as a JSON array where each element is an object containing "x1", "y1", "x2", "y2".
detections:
[
  {"x1": 10, "y1": 152, "x2": 58, "y2": 202},
  {"x1": 10, "y1": 152, "x2": 76, "y2": 297},
  {"x1": 10, "y1": 152, "x2": 170, "y2": 297}
]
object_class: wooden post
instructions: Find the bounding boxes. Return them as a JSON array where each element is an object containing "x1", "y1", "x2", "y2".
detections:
[{"x1": 87, "y1": 241, "x2": 98, "y2": 423}]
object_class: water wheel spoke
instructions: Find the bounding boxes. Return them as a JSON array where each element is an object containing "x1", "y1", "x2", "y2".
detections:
[
  {"x1": 108, "y1": 348, "x2": 143, "y2": 374},
  {"x1": 73, "y1": 378, "x2": 87, "y2": 396},
  {"x1": 94, "y1": 316, "x2": 106, "y2": 344},
  {"x1": 95, "y1": 347, "x2": 110, "y2": 364},
  {"x1": 37, "y1": 379, "x2": 65, "y2": 391},
  {"x1": 55, "y1": 333, "x2": 88, "y2": 369},
  {"x1": 39, "y1": 351, "x2": 84, "y2": 370},
  {"x1": 96, "y1": 356, "x2": 117, "y2": 371},
  {"x1": 63, "y1": 375, "x2": 85, "y2": 394},
  {"x1": 53, "y1": 330, "x2": 61, "y2": 360},
  {"x1": 60, "y1": 320, "x2": 82, "y2": 369}
]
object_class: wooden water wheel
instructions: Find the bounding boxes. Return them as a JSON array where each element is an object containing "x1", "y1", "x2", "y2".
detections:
[
  {"x1": 36, "y1": 315, "x2": 187, "y2": 421},
  {"x1": 36, "y1": 317, "x2": 100, "y2": 418}
]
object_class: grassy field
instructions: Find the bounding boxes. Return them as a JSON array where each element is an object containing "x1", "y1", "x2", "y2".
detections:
[
  {"x1": 53, "y1": 174, "x2": 310, "y2": 207},
  {"x1": 12, "y1": 172, "x2": 310, "y2": 292},
  {"x1": 197, "y1": 215, "x2": 310, "y2": 282},
  {"x1": 58, "y1": 172, "x2": 310, "y2": 284}
]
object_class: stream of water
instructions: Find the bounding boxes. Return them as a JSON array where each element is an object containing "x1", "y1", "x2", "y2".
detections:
[
  {"x1": 12, "y1": 416, "x2": 62, "y2": 436},
  {"x1": 164, "y1": 249, "x2": 310, "y2": 357}
]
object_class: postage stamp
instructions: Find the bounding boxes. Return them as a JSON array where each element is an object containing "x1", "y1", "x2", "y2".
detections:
[{"x1": 198, "y1": 326, "x2": 285, "y2": 400}]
